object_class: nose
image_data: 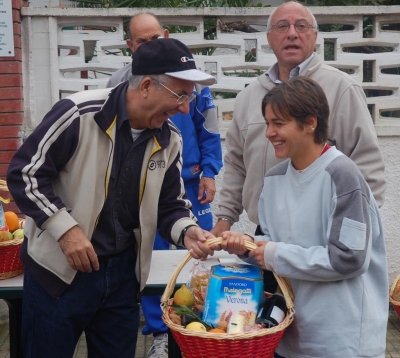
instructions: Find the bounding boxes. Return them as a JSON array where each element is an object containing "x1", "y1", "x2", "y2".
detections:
[
  {"x1": 177, "y1": 100, "x2": 190, "y2": 115},
  {"x1": 265, "y1": 124, "x2": 274, "y2": 139},
  {"x1": 286, "y1": 23, "x2": 298, "y2": 38}
]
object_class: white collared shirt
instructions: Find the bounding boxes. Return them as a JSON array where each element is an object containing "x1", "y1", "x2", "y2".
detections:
[{"x1": 266, "y1": 53, "x2": 314, "y2": 83}]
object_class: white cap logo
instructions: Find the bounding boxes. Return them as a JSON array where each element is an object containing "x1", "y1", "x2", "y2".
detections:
[{"x1": 181, "y1": 56, "x2": 195, "y2": 63}]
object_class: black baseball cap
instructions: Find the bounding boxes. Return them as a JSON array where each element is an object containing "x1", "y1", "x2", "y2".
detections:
[{"x1": 131, "y1": 38, "x2": 216, "y2": 86}]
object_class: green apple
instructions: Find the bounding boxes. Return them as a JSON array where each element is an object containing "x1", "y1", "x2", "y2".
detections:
[
  {"x1": 7, "y1": 231, "x2": 12, "y2": 240},
  {"x1": 13, "y1": 228, "x2": 24, "y2": 239}
]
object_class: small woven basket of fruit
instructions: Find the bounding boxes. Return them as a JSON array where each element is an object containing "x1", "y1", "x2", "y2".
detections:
[
  {"x1": 389, "y1": 274, "x2": 400, "y2": 318},
  {"x1": 0, "y1": 179, "x2": 24, "y2": 280},
  {"x1": 161, "y1": 237, "x2": 295, "y2": 358}
]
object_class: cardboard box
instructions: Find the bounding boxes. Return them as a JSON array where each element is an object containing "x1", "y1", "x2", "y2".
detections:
[{"x1": 202, "y1": 264, "x2": 264, "y2": 329}]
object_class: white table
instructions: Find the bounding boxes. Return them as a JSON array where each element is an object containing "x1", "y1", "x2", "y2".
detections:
[
  {"x1": 145, "y1": 249, "x2": 241, "y2": 294},
  {"x1": 0, "y1": 274, "x2": 23, "y2": 289}
]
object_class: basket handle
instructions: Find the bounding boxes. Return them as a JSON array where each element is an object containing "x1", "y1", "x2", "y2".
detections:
[{"x1": 160, "y1": 237, "x2": 295, "y2": 311}]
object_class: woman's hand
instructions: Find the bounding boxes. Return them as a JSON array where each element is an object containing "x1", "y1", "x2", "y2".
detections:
[{"x1": 249, "y1": 241, "x2": 268, "y2": 269}]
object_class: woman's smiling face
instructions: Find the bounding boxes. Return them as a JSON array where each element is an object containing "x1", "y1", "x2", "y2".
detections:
[{"x1": 264, "y1": 103, "x2": 313, "y2": 169}]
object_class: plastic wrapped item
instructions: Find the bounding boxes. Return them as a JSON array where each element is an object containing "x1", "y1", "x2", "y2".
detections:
[
  {"x1": 0, "y1": 199, "x2": 7, "y2": 229},
  {"x1": 188, "y1": 260, "x2": 211, "y2": 310},
  {"x1": 227, "y1": 314, "x2": 245, "y2": 333},
  {"x1": 0, "y1": 199, "x2": 10, "y2": 242}
]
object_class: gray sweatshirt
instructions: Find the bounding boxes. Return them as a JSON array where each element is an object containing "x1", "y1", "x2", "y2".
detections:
[{"x1": 258, "y1": 147, "x2": 388, "y2": 358}]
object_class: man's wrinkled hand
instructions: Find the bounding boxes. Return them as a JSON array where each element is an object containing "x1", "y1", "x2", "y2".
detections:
[
  {"x1": 203, "y1": 230, "x2": 222, "y2": 251},
  {"x1": 198, "y1": 177, "x2": 216, "y2": 204},
  {"x1": 58, "y1": 226, "x2": 99, "y2": 272},
  {"x1": 184, "y1": 226, "x2": 214, "y2": 261},
  {"x1": 221, "y1": 231, "x2": 253, "y2": 256},
  {"x1": 210, "y1": 219, "x2": 231, "y2": 238}
]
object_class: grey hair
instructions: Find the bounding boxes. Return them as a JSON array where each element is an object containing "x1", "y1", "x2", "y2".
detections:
[
  {"x1": 128, "y1": 74, "x2": 173, "y2": 89},
  {"x1": 266, "y1": 1, "x2": 318, "y2": 33}
]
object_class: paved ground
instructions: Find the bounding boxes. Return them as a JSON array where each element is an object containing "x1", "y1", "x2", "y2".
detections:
[{"x1": 0, "y1": 306, "x2": 399, "y2": 358}]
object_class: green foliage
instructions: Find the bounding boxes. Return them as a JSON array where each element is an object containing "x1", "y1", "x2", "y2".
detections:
[
  {"x1": 213, "y1": 91, "x2": 237, "y2": 99},
  {"x1": 75, "y1": 0, "x2": 252, "y2": 8},
  {"x1": 305, "y1": 0, "x2": 399, "y2": 4},
  {"x1": 74, "y1": 0, "x2": 252, "y2": 55},
  {"x1": 180, "y1": 0, "x2": 252, "y2": 7},
  {"x1": 170, "y1": 305, "x2": 213, "y2": 330}
]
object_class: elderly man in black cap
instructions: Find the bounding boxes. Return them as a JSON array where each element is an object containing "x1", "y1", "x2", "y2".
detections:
[{"x1": 7, "y1": 38, "x2": 215, "y2": 358}]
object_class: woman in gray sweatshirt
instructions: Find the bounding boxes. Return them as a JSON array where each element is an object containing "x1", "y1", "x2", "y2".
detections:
[{"x1": 220, "y1": 77, "x2": 388, "y2": 358}]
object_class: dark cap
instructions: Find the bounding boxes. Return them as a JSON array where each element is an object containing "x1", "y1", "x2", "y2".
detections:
[{"x1": 131, "y1": 38, "x2": 216, "y2": 86}]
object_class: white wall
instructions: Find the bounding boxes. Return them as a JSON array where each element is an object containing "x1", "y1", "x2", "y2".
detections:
[{"x1": 379, "y1": 136, "x2": 400, "y2": 282}]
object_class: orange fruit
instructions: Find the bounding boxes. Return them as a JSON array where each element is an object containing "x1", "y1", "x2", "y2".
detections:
[
  {"x1": 4, "y1": 211, "x2": 19, "y2": 232},
  {"x1": 208, "y1": 328, "x2": 226, "y2": 333}
]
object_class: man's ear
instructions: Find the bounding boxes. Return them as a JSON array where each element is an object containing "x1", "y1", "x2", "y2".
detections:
[
  {"x1": 126, "y1": 39, "x2": 135, "y2": 53},
  {"x1": 164, "y1": 29, "x2": 170, "y2": 38},
  {"x1": 140, "y1": 77, "x2": 152, "y2": 98}
]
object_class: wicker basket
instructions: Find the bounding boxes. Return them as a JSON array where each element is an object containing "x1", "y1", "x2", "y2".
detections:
[
  {"x1": 0, "y1": 237, "x2": 24, "y2": 279},
  {"x1": 389, "y1": 274, "x2": 400, "y2": 318},
  {"x1": 0, "y1": 179, "x2": 24, "y2": 279},
  {"x1": 161, "y1": 238, "x2": 295, "y2": 358}
]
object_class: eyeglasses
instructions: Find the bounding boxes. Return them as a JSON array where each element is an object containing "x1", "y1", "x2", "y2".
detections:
[
  {"x1": 271, "y1": 19, "x2": 315, "y2": 33},
  {"x1": 153, "y1": 79, "x2": 196, "y2": 105}
]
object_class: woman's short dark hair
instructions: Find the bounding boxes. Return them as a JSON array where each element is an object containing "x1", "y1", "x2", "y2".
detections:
[{"x1": 261, "y1": 77, "x2": 329, "y2": 144}]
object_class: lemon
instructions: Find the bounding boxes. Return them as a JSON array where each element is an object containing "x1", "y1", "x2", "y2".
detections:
[
  {"x1": 185, "y1": 322, "x2": 207, "y2": 332},
  {"x1": 173, "y1": 284, "x2": 195, "y2": 307}
]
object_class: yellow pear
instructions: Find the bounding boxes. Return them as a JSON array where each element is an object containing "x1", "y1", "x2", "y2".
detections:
[
  {"x1": 173, "y1": 284, "x2": 195, "y2": 307},
  {"x1": 0, "y1": 231, "x2": 10, "y2": 242}
]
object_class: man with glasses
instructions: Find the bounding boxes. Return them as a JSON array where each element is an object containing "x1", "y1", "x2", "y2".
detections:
[
  {"x1": 107, "y1": 13, "x2": 222, "y2": 358},
  {"x1": 212, "y1": 1, "x2": 385, "y2": 234},
  {"x1": 7, "y1": 38, "x2": 216, "y2": 358},
  {"x1": 152, "y1": 79, "x2": 196, "y2": 103}
]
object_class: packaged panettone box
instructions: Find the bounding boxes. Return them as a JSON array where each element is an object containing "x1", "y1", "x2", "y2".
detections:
[{"x1": 202, "y1": 264, "x2": 264, "y2": 331}]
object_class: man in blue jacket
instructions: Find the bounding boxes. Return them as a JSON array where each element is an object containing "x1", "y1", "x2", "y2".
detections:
[{"x1": 107, "y1": 13, "x2": 223, "y2": 358}]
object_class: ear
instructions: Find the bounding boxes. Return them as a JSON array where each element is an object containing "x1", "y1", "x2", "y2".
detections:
[
  {"x1": 164, "y1": 29, "x2": 170, "y2": 38},
  {"x1": 140, "y1": 77, "x2": 153, "y2": 99},
  {"x1": 305, "y1": 115, "x2": 318, "y2": 133},
  {"x1": 126, "y1": 39, "x2": 135, "y2": 52}
]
